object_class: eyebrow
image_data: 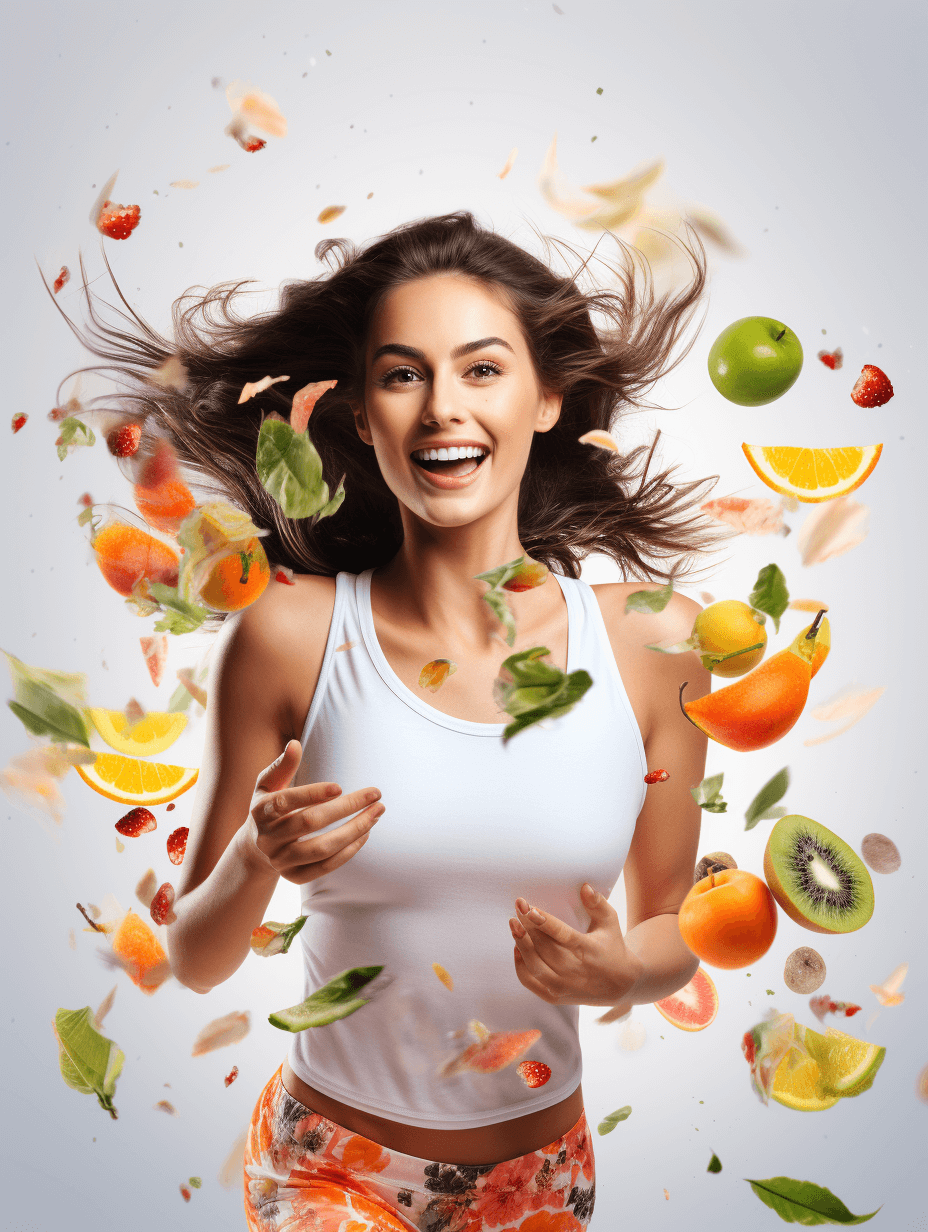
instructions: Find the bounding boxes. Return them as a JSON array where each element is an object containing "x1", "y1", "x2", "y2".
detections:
[{"x1": 371, "y1": 336, "x2": 515, "y2": 363}]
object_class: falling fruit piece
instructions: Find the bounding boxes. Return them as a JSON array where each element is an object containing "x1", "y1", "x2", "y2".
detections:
[
  {"x1": 440, "y1": 1029, "x2": 541, "y2": 1076},
  {"x1": 53, "y1": 266, "x2": 70, "y2": 294},
  {"x1": 110, "y1": 910, "x2": 169, "y2": 994},
  {"x1": 817, "y1": 347, "x2": 843, "y2": 370},
  {"x1": 75, "y1": 753, "x2": 198, "y2": 805},
  {"x1": 850, "y1": 364, "x2": 893, "y2": 408},
  {"x1": 11, "y1": 413, "x2": 27, "y2": 433},
  {"x1": 741, "y1": 443, "x2": 882, "y2": 503},
  {"x1": 870, "y1": 962, "x2": 907, "y2": 1006},
  {"x1": 432, "y1": 962, "x2": 454, "y2": 990},
  {"x1": 654, "y1": 968, "x2": 718, "y2": 1031},
  {"x1": 418, "y1": 659, "x2": 457, "y2": 693},
  {"x1": 317, "y1": 205, "x2": 346, "y2": 224},
  {"x1": 88, "y1": 708, "x2": 187, "y2": 757},
  {"x1": 517, "y1": 1060, "x2": 551, "y2": 1087},
  {"x1": 680, "y1": 612, "x2": 825, "y2": 751},
  {"x1": 578, "y1": 428, "x2": 620, "y2": 452}
]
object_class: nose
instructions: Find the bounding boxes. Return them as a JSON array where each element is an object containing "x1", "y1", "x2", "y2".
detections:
[{"x1": 421, "y1": 370, "x2": 467, "y2": 429}]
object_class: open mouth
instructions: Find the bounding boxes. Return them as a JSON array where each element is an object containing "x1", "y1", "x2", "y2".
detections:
[{"x1": 410, "y1": 444, "x2": 489, "y2": 479}]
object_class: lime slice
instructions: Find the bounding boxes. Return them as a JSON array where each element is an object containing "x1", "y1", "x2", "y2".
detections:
[{"x1": 805, "y1": 1026, "x2": 886, "y2": 1097}]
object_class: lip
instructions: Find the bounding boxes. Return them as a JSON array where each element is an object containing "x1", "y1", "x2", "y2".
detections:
[{"x1": 411, "y1": 448, "x2": 489, "y2": 491}]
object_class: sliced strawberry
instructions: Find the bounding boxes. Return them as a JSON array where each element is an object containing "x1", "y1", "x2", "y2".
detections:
[
  {"x1": 150, "y1": 882, "x2": 176, "y2": 926},
  {"x1": 167, "y1": 826, "x2": 189, "y2": 866},
  {"x1": 224, "y1": 1065, "x2": 239, "y2": 1087},
  {"x1": 53, "y1": 266, "x2": 70, "y2": 294},
  {"x1": 116, "y1": 807, "x2": 157, "y2": 837},
  {"x1": 516, "y1": 1060, "x2": 551, "y2": 1088},
  {"x1": 107, "y1": 423, "x2": 142, "y2": 457},
  {"x1": 242, "y1": 137, "x2": 266, "y2": 153},
  {"x1": 644, "y1": 768, "x2": 670, "y2": 784},
  {"x1": 97, "y1": 201, "x2": 142, "y2": 240},
  {"x1": 850, "y1": 364, "x2": 893, "y2": 407},
  {"x1": 11, "y1": 413, "x2": 27, "y2": 434},
  {"x1": 817, "y1": 347, "x2": 843, "y2": 370}
]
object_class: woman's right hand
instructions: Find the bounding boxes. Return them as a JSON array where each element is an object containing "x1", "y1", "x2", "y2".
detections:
[{"x1": 239, "y1": 739, "x2": 384, "y2": 885}]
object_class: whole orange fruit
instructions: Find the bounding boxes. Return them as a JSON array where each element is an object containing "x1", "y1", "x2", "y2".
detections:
[
  {"x1": 678, "y1": 868, "x2": 778, "y2": 969},
  {"x1": 195, "y1": 536, "x2": 270, "y2": 612},
  {"x1": 92, "y1": 521, "x2": 180, "y2": 597}
]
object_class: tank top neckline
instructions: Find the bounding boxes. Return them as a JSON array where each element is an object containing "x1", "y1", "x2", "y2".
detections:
[{"x1": 353, "y1": 567, "x2": 580, "y2": 738}]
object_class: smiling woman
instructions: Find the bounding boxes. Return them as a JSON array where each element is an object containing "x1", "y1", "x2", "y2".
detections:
[{"x1": 49, "y1": 212, "x2": 720, "y2": 1231}]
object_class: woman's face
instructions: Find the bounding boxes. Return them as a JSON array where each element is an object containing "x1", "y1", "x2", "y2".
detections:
[{"x1": 354, "y1": 273, "x2": 561, "y2": 529}]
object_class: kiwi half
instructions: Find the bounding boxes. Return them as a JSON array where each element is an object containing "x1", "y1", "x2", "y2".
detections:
[{"x1": 763, "y1": 815, "x2": 874, "y2": 934}]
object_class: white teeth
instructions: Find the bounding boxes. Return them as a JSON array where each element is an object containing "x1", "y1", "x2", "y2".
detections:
[
  {"x1": 447, "y1": 446, "x2": 461, "y2": 460},
  {"x1": 412, "y1": 445, "x2": 488, "y2": 462},
  {"x1": 437, "y1": 448, "x2": 449, "y2": 461}
]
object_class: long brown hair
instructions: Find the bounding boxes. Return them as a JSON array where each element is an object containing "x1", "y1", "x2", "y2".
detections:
[{"x1": 49, "y1": 211, "x2": 721, "y2": 591}]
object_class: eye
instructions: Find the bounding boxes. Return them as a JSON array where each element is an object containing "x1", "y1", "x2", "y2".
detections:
[
  {"x1": 377, "y1": 365, "x2": 422, "y2": 387},
  {"x1": 465, "y1": 361, "x2": 502, "y2": 380}
]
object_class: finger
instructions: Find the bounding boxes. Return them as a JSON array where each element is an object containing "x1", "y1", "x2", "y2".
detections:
[
  {"x1": 254, "y1": 740, "x2": 304, "y2": 795},
  {"x1": 514, "y1": 903, "x2": 580, "y2": 973},
  {"x1": 288, "y1": 821, "x2": 377, "y2": 883},
  {"x1": 292, "y1": 785, "x2": 383, "y2": 836},
  {"x1": 511, "y1": 944, "x2": 556, "y2": 1003},
  {"x1": 595, "y1": 1003, "x2": 632, "y2": 1025},
  {"x1": 254, "y1": 778, "x2": 344, "y2": 828},
  {"x1": 509, "y1": 916, "x2": 559, "y2": 986}
]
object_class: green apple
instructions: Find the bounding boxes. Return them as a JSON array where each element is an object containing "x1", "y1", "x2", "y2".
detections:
[{"x1": 708, "y1": 317, "x2": 803, "y2": 406}]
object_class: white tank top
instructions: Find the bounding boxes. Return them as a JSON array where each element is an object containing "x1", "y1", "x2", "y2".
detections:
[{"x1": 287, "y1": 567, "x2": 648, "y2": 1129}]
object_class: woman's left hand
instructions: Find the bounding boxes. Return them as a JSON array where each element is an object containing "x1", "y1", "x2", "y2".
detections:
[{"x1": 509, "y1": 883, "x2": 644, "y2": 1007}]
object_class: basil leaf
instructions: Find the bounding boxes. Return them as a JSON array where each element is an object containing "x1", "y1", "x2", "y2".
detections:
[
  {"x1": 482, "y1": 587, "x2": 517, "y2": 648},
  {"x1": 745, "y1": 1176, "x2": 879, "y2": 1224},
  {"x1": 748, "y1": 564, "x2": 789, "y2": 634},
  {"x1": 474, "y1": 555, "x2": 524, "y2": 591},
  {"x1": 269, "y1": 965, "x2": 385, "y2": 1031},
  {"x1": 56, "y1": 416, "x2": 96, "y2": 461},
  {"x1": 707, "y1": 1153, "x2": 722, "y2": 1173},
  {"x1": 691, "y1": 772, "x2": 727, "y2": 813},
  {"x1": 2, "y1": 651, "x2": 91, "y2": 746},
  {"x1": 257, "y1": 418, "x2": 342, "y2": 519},
  {"x1": 744, "y1": 768, "x2": 790, "y2": 831},
  {"x1": 147, "y1": 584, "x2": 211, "y2": 635},
  {"x1": 625, "y1": 581, "x2": 673, "y2": 614},
  {"x1": 597, "y1": 1105, "x2": 632, "y2": 1135},
  {"x1": 53, "y1": 1006, "x2": 125, "y2": 1119}
]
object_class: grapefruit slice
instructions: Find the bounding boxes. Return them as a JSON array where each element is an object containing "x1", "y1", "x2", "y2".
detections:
[
  {"x1": 742, "y1": 443, "x2": 882, "y2": 503},
  {"x1": 654, "y1": 968, "x2": 718, "y2": 1031},
  {"x1": 75, "y1": 752, "x2": 198, "y2": 805},
  {"x1": 441, "y1": 1029, "x2": 541, "y2": 1076}
]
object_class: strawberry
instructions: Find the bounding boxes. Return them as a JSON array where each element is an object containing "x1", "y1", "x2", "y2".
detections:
[
  {"x1": 78, "y1": 493, "x2": 93, "y2": 508},
  {"x1": 97, "y1": 201, "x2": 141, "y2": 240},
  {"x1": 224, "y1": 1066, "x2": 239, "y2": 1087},
  {"x1": 150, "y1": 882, "x2": 177, "y2": 926},
  {"x1": 167, "y1": 826, "x2": 189, "y2": 866},
  {"x1": 107, "y1": 423, "x2": 142, "y2": 457},
  {"x1": 116, "y1": 806, "x2": 157, "y2": 837},
  {"x1": 242, "y1": 137, "x2": 266, "y2": 153},
  {"x1": 179, "y1": 1186, "x2": 191, "y2": 1203},
  {"x1": 11, "y1": 413, "x2": 27, "y2": 434},
  {"x1": 53, "y1": 266, "x2": 70, "y2": 294},
  {"x1": 644, "y1": 768, "x2": 670, "y2": 784},
  {"x1": 516, "y1": 1060, "x2": 551, "y2": 1088},
  {"x1": 817, "y1": 347, "x2": 843, "y2": 370},
  {"x1": 850, "y1": 364, "x2": 893, "y2": 407}
]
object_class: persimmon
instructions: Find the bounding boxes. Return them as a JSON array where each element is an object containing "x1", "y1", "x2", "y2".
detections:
[
  {"x1": 678, "y1": 868, "x2": 778, "y2": 969},
  {"x1": 91, "y1": 519, "x2": 180, "y2": 597},
  {"x1": 196, "y1": 536, "x2": 270, "y2": 612}
]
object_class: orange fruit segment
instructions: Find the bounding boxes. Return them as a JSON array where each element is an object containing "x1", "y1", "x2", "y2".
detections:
[
  {"x1": 75, "y1": 752, "x2": 198, "y2": 804},
  {"x1": 741, "y1": 443, "x2": 882, "y2": 503},
  {"x1": 111, "y1": 910, "x2": 168, "y2": 994}
]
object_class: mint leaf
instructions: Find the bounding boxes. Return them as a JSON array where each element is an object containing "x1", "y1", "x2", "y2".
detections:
[
  {"x1": 745, "y1": 1176, "x2": 879, "y2": 1224},
  {"x1": 691, "y1": 772, "x2": 727, "y2": 813},
  {"x1": 55, "y1": 416, "x2": 96, "y2": 461},
  {"x1": 625, "y1": 581, "x2": 673, "y2": 615},
  {"x1": 256, "y1": 418, "x2": 343, "y2": 519},
  {"x1": 495, "y1": 647, "x2": 593, "y2": 741},
  {"x1": 475, "y1": 557, "x2": 524, "y2": 646},
  {"x1": 269, "y1": 965, "x2": 385, "y2": 1031},
  {"x1": 597, "y1": 1106, "x2": 632, "y2": 1135},
  {"x1": 707, "y1": 1153, "x2": 722, "y2": 1173},
  {"x1": 748, "y1": 564, "x2": 789, "y2": 633},
  {"x1": 2, "y1": 651, "x2": 91, "y2": 746},
  {"x1": 744, "y1": 767, "x2": 790, "y2": 831},
  {"x1": 53, "y1": 1006, "x2": 125, "y2": 1119},
  {"x1": 147, "y1": 584, "x2": 211, "y2": 635},
  {"x1": 474, "y1": 555, "x2": 524, "y2": 591}
]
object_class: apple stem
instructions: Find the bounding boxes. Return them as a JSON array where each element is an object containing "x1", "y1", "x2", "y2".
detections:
[
  {"x1": 805, "y1": 609, "x2": 826, "y2": 640},
  {"x1": 775, "y1": 328, "x2": 786, "y2": 342}
]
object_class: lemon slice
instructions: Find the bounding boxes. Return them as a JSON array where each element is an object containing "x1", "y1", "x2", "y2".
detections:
[
  {"x1": 769, "y1": 1025, "x2": 840, "y2": 1111},
  {"x1": 805, "y1": 1026, "x2": 886, "y2": 1097},
  {"x1": 75, "y1": 753, "x2": 198, "y2": 805},
  {"x1": 742, "y1": 443, "x2": 882, "y2": 503},
  {"x1": 87, "y1": 708, "x2": 188, "y2": 757}
]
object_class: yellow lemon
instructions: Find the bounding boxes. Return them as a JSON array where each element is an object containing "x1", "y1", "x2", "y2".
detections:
[{"x1": 87, "y1": 708, "x2": 187, "y2": 757}]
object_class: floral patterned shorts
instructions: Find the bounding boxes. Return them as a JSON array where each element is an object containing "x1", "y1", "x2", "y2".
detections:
[{"x1": 244, "y1": 1065, "x2": 596, "y2": 1231}]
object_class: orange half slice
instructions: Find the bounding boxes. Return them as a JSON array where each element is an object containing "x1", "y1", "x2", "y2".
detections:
[
  {"x1": 742, "y1": 444, "x2": 882, "y2": 503},
  {"x1": 75, "y1": 753, "x2": 198, "y2": 805}
]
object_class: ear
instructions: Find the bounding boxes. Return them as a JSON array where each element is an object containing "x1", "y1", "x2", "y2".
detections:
[
  {"x1": 350, "y1": 400, "x2": 374, "y2": 447},
  {"x1": 533, "y1": 389, "x2": 563, "y2": 435}
]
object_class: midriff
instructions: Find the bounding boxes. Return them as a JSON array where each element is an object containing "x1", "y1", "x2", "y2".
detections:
[{"x1": 281, "y1": 1058, "x2": 584, "y2": 1166}]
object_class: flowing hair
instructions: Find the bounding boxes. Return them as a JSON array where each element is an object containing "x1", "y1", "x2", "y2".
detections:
[{"x1": 47, "y1": 210, "x2": 722, "y2": 600}]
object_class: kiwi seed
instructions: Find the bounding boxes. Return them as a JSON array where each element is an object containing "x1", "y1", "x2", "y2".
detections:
[
  {"x1": 694, "y1": 851, "x2": 738, "y2": 884},
  {"x1": 860, "y1": 833, "x2": 901, "y2": 874},
  {"x1": 783, "y1": 946, "x2": 826, "y2": 993}
]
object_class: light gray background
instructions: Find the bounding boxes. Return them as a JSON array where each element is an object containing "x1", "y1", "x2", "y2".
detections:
[{"x1": 2, "y1": 2, "x2": 925, "y2": 1229}]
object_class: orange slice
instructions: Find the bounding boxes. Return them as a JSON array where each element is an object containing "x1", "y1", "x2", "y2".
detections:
[
  {"x1": 742, "y1": 444, "x2": 882, "y2": 503},
  {"x1": 111, "y1": 910, "x2": 169, "y2": 994},
  {"x1": 75, "y1": 752, "x2": 198, "y2": 804}
]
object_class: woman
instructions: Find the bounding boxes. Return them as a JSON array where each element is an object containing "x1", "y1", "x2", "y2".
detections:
[{"x1": 66, "y1": 212, "x2": 715, "y2": 1231}]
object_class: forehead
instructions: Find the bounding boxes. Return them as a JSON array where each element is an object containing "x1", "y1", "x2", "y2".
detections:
[{"x1": 366, "y1": 274, "x2": 522, "y2": 349}]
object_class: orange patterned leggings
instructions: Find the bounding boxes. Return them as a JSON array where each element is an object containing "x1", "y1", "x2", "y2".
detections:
[{"x1": 244, "y1": 1065, "x2": 596, "y2": 1231}]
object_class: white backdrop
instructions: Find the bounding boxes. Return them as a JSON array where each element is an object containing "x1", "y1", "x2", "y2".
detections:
[{"x1": 1, "y1": 2, "x2": 925, "y2": 1229}]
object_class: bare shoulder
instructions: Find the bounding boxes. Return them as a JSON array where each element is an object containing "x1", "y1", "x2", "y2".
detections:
[
  {"x1": 214, "y1": 572, "x2": 338, "y2": 737},
  {"x1": 591, "y1": 581, "x2": 702, "y2": 643}
]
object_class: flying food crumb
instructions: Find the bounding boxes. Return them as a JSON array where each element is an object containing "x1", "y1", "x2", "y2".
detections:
[
  {"x1": 596, "y1": 87, "x2": 603, "y2": 95},
  {"x1": 591, "y1": 136, "x2": 597, "y2": 142}
]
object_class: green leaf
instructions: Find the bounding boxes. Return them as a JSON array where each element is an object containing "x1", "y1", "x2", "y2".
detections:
[
  {"x1": 53, "y1": 1006, "x2": 125, "y2": 1119},
  {"x1": 147, "y1": 584, "x2": 211, "y2": 636},
  {"x1": 744, "y1": 768, "x2": 790, "y2": 831},
  {"x1": 625, "y1": 581, "x2": 673, "y2": 615},
  {"x1": 269, "y1": 965, "x2": 385, "y2": 1031},
  {"x1": 597, "y1": 1105, "x2": 632, "y2": 1135},
  {"x1": 475, "y1": 555, "x2": 525, "y2": 590},
  {"x1": 708, "y1": 1153, "x2": 722, "y2": 1173},
  {"x1": 645, "y1": 635, "x2": 698, "y2": 655},
  {"x1": 314, "y1": 476, "x2": 346, "y2": 521},
  {"x1": 497, "y1": 649, "x2": 593, "y2": 741},
  {"x1": 256, "y1": 419, "x2": 342, "y2": 519},
  {"x1": 482, "y1": 587, "x2": 517, "y2": 647},
  {"x1": 748, "y1": 564, "x2": 789, "y2": 634},
  {"x1": 745, "y1": 1177, "x2": 879, "y2": 1225},
  {"x1": 188, "y1": 1177, "x2": 202, "y2": 1189},
  {"x1": 2, "y1": 651, "x2": 91, "y2": 746},
  {"x1": 56, "y1": 416, "x2": 96, "y2": 461},
  {"x1": 691, "y1": 772, "x2": 727, "y2": 813}
]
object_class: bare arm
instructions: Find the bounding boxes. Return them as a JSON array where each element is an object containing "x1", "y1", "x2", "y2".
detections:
[
  {"x1": 596, "y1": 586, "x2": 710, "y2": 1016},
  {"x1": 166, "y1": 575, "x2": 383, "y2": 993}
]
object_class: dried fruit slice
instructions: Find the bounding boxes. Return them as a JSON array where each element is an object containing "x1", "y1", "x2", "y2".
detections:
[
  {"x1": 87, "y1": 708, "x2": 187, "y2": 757},
  {"x1": 741, "y1": 443, "x2": 882, "y2": 503},
  {"x1": 75, "y1": 753, "x2": 197, "y2": 805},
  {"x1": 110, "y1": 910, "x2": 169, "y2": 994},
  {"x1": 654, "y1": 968, "x2": 718, "y2": 1031}
]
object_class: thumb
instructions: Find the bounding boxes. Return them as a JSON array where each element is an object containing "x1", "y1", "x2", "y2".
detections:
[{"x1": 256, "y1": 739, "x2": 302, "y2": 792}]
